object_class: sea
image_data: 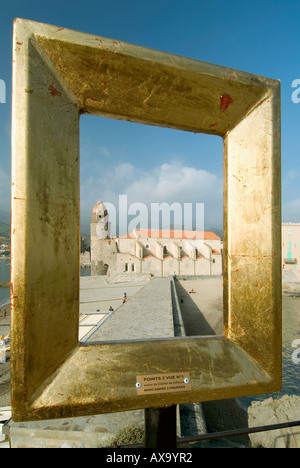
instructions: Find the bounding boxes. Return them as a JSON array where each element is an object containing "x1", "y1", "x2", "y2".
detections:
[
  {"x1": 0, "y1": 258, "x2": 10, "y2": 307},
  {"x1": 0, "y1": 260, "x2": 91, "y2": 306},
  {"x1": 1, "y1": 258, "x2": 300, "y2": 408}
]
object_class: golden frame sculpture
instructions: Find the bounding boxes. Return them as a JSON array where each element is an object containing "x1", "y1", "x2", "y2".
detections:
[{"x1": 11, "y1": 19, "x2": 281, "y2": 421}]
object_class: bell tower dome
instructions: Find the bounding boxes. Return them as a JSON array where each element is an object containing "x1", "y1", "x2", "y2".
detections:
[{"x1": 91, "y1": 201, "x2": 110, "y2": 239}]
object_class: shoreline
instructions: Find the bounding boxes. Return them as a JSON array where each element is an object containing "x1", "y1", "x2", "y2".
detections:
[
  {"x1": 0, "y1": 298, "x2": 10, "y2": 309},
  {"x1": 0, "y1": 301, "x2": 11, "y2": 408}
]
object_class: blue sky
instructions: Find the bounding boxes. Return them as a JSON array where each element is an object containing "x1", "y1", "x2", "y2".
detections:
[{"x1": 0, "y1": 0, "x2": 300, "y2": 232}]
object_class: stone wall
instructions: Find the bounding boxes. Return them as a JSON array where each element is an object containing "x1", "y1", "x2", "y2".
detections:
[{"x1": 91, "y1": 238, "x2": 117, "y2": 275}]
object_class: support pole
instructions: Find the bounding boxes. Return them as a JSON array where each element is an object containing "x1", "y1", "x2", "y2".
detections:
[{"x1": 144, "y1": 406, "x2": 177, "y2": 448}]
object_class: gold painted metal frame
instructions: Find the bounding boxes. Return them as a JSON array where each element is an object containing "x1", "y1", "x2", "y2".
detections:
[{"x1": 11, "y1": 19, "x2": 281, "y2": 421}]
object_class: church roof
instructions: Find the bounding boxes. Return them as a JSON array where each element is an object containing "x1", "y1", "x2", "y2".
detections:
[{"x1": 130, "y1": 228, "x2": 221, "y2": 240}]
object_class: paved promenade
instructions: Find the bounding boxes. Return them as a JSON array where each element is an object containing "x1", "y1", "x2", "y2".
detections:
[
  {"x1": 79, "y1": 275, "x2": 148, "y2": 314},
  {"x1": 88, "y1": 276, "x2": 175, "y2": 342}
]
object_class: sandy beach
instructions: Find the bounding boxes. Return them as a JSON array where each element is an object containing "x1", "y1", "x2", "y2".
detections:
[
  {"x1": 175, "y1": 276, "x2": 223, "y2": 336},
  {"x1": 174, "y1": 276, "x2": 249, "y2": 446}
]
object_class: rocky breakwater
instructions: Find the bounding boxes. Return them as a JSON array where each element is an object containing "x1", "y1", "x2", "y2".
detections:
[{"x1": 248, "y1": 395, "x2": 300, "y2": 448}]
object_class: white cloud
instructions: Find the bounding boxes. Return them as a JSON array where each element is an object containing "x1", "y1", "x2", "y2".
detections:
[{"x1": 80, "y1": 161, "x2": 223, "y2": 228}]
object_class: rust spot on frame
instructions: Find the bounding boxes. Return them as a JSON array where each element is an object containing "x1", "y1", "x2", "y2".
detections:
[
  {"x1": 49, "y1": 85, "x2": 61, "y2": 97},
  {"x1": 220, "y1": 94, "x2": 233, "y2": 112}
]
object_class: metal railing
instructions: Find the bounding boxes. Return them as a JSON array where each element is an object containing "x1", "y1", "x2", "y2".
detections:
[{"x1": 119, "y1": 419, "x2": 300, "y2": 448}]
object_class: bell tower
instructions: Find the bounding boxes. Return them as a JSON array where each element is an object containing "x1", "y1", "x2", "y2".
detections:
[
  {"x1": 91, "y1": 201, "x2": 110, "y2": 239},
  {"x1": 90, "y1": 201, "x2": 116, "y2": 276}
]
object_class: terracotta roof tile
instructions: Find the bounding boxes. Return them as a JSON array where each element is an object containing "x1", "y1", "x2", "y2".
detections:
[{"x1": 132, "y1": 228, "x2": 220, "y2": 240}]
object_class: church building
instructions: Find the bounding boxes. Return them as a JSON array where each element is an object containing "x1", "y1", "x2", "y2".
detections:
[{"x1": 90, "y1": 201, "x2": 222, "y2": 277}]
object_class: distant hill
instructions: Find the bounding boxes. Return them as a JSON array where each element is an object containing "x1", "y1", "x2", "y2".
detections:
[
  {"x1": 0, "y1": 210, "x2": 10, "y2": 225},
  {"x1": 0, "y1": 222, "x2": 10, "y2": 239},
  {"x1": 0, "y1": 219, "x2": 91, "y2": 239}
]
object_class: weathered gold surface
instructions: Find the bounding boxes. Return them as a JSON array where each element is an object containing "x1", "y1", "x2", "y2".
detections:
[
  {"x1": 17, "y1": 338, "x2": 272, "y2": 421},
  {"x1": 11, "y1": 18, "x2": 281, "y2": 421}
]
